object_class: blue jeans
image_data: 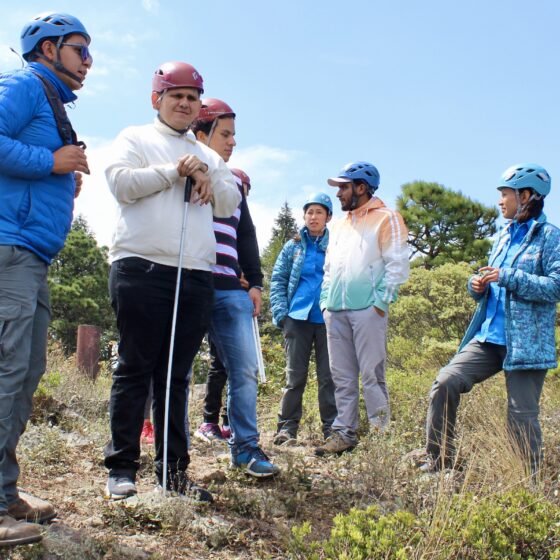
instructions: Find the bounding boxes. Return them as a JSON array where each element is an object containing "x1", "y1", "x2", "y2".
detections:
[
  {"x1": 0, "y1": 246, "x2": 50, "y2": 512},
  {"x1": 209, "y1": 290, "x2": 259, "y2": 456}
]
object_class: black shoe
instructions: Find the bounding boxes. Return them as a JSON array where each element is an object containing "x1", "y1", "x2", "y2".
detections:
[
  {"x1": 181, "y1": 481, "x2": 214, "y2": 503},
  {"x1": 157, "y1": 472, "x2": 214, "y2": 503}
]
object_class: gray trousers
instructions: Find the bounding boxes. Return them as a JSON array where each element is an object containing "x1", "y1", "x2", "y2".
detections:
[
  {"x1": 277, "y1": 318, "x2": 337, "y2": 437},
  {"x1": 324, "y1": 308, "x2": 389, "y2": 445},
  {"x1": 0, "y1": 246, "x2": 50, "y2": 512},
  {"x1": 426, "y1": 339, "x2": 546, "y2": 469}
]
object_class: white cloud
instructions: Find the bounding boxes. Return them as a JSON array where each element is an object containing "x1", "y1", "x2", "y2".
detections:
[
  {"x1": 73, "y1": 138, "x2": 118, "y2": 248},
  {"x1": 228, "y1": 144, "x2": 320, "y2": 243},
  {"x1": 142, "y1": 0, "x2": 160, "y2": 14},
  {"x1": 93, "y1": 30, "x2": 157, "y2": 49},
  {"x1": 229, "y1": 144, "x2": 302, "y2": 185},
  {"x1": 245, "y1": 200, "x2": 278, "y2": 251}
]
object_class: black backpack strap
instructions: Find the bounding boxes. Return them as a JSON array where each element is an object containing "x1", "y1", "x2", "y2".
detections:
[{"x1": 31, "y1": 70, "x2": 86, "y2": 150}]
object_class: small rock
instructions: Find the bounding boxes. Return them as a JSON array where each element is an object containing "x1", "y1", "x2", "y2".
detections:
[
  {"x1": 200, "y1": 469, "x2": 227, "y2": 484},
  {"x1": 86, "y1": 515, "x2": 104, "y2": 527}
]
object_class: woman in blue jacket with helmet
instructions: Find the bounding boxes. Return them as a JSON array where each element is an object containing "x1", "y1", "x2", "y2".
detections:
[
  {"x1": 270, "y1": 193, "x2": 338, "y2": 445},
  {"x1": 423, "y1": 164, "x2": 560, "y2": 473}
]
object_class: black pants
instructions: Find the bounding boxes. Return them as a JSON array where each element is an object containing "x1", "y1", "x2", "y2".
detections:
[
  {"x1": 104, "y1": 258, "x2": 213, "y2": 486},
  {"x1": 202, "y1": 341, "x2": 229, "y2": 425}
]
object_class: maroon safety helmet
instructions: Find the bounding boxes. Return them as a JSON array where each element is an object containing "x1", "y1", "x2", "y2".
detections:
[
  {"x1": 195, "y1": 98, "x2": 235, "y2": 123},
  {"x1": 230, "y1": 168, "x2": 251, "y2": 191},
  {"x1": 152, "y1": 61, "x2": 204, "y2": 94}
]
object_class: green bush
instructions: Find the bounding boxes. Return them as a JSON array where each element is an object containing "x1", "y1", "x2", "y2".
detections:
[
  {"x1": 289, "y1": 489, "x2": 560, "y2": 560},
  {"x1": 435, "y1": 489, "x2": 560, "y2": 559},
  {"x1": 388, "y1": 262, "x2": 476, "y2": 372}
]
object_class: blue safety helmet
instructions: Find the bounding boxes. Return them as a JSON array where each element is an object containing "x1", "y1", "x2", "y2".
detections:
[
  {"x1": 327, "y1": 161, "x2": 380, "y2": 194},
  {"x1": 303, "y1": 192, "x2": 333, "y2": 216},
  {"x1": 21, "y1": 12, "x2": 90, "y2": 59},
  {"x1": 499, "y1": 164, "x2": 551, "y2": 197}
]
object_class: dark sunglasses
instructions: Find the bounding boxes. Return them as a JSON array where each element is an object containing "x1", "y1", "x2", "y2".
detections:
[{"x1": 60, "y1": 42, "x2": 93, "y2": 63}]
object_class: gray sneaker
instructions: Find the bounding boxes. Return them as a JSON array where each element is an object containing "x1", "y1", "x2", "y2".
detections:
[
  {"x1": 105, "y1": 475, "x2": 137, "y2": 500},
  {"x1": 0, "y1": 514, "x2": 42, "y2": 547}
]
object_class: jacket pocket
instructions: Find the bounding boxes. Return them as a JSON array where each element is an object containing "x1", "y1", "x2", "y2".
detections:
[{"x1": 17, "y1": 185, "x2": 32, "y2": 226}]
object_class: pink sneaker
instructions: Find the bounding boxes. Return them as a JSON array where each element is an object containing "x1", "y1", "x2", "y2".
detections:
[
  {"x1": 140, "y1": 419, "x2": 154, "y2": 445},
  {"x1": 221, "y1": 424, "x2": 232, "y2": 439},
  {"x1": 194, "y1": 423, "x2": 225, "y2": 444}
]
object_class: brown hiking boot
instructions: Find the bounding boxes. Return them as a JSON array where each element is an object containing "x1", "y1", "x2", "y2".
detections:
[
  {"x1": 315, "y1": 432, "x2": 355, "y2": 457},
  {"x1": 8, "y1": 492, "x2": 56, "y2": 524},
  {"x1": 0, "y1": 514, "x2": 42, "y2": 547}
]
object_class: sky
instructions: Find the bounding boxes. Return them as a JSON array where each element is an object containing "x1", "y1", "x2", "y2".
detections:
[{"x1": 2, "y1": 0, "x2": 559, "y2": 250}]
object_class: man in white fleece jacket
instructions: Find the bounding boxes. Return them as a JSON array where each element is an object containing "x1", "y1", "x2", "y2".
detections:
[{"x1": 103, "y1": 61, "x2": 240, "y2": 502}]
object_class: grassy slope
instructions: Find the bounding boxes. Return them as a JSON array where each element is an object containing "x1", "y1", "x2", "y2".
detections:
[{"x1": 5, "y1": 343, "x2": 560, "y2": 559}]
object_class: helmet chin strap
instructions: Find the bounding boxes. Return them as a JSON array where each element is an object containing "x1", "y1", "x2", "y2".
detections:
[
  {"x1": 206, "y1": 118, "x2": 219, "y2": 145},
  {"x1": 349, "y1": 184, "x2": 360, "y2": 210},
  {"x1": 35, "y1": 39, "x2": 83, "y2": 86}
]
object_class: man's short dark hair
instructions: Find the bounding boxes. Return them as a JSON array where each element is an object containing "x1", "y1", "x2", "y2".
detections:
[{"x1": 191, "y1": 114, "x2": 232, "y2": 136}]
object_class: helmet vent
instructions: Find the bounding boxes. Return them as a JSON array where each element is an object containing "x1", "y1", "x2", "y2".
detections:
[
  {"x1": 26, "y1": 25, "x2": 41, "y2": 37},
  {"x1": 526, "y1": 168, "x2": 535, "y2": 173}
]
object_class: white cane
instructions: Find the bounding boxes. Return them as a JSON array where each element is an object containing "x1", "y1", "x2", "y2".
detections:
[
  {"x1": 252, "y1": 316, "x2": 266, "y2": 383},
  {"x1": 162, "y1": 176, "x2": 193, "y2": 497}
]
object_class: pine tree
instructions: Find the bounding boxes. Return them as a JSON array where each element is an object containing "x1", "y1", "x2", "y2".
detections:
[
  {"x1": 397, "y1": 181, "x2": 498, "y2": 269},
  {"x1": 259, "y1": 202, "x2": 298, "y2": 327},
  {"x1": 48, "y1": 216, "x2": 115, "y2": 354},
  {"x1": 261, "y1": 201, "x2": 298, "y2": 277}
]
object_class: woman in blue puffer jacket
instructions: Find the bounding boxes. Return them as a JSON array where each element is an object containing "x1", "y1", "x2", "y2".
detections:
[
  {"x1": 270, "y1": 193, "x2": 338, "y2": 445},
  {"x1": 422, "y1": 164, "x2": 560, "y2": 473}
]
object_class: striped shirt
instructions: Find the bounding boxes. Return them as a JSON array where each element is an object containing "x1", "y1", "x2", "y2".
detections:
[{"x1": 211, "y1": 175, "x2": 263, "y2": 290}]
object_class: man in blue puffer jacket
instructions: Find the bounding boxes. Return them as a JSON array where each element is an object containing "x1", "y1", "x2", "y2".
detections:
[
  {"x1": 270, "y1": 193, "x2": 337, "y2": 445},
  {"x1": 0, "y1": 12, "x2": 92, "y2": 545},
  {"x1": 422, "y1": 164, "x2": 560, "y2": 474}
]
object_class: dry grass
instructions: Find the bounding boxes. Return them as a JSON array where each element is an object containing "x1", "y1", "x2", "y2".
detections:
[{"x1": 8, "y1": 349, "x2": 560, "y2": 559}]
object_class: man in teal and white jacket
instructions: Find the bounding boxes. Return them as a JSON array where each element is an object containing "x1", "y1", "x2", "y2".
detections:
[{"x1": 316, "y1": 162, "x2": 409, "y2": 457}]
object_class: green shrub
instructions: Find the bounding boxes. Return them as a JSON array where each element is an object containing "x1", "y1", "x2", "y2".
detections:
[
  {"x1": 434, "y1": 489, "x2": 560, "y2": 559},
  {"x1": 290, "y1": 505, "x2": 421, "y2": 560},
  {"x1": 290, "y1": 489, "x2": 560, "y2": 560},
  {"x1": 388, "y1": 263, "x2": 475, "y2": 372}
]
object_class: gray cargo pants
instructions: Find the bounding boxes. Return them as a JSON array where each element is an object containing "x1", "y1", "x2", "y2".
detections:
[
  {"x1": 426, "y1": 339, "x2": 546, "y2": 470},
  {"x1": 0, "y1": 246, "x2": 50, "y2": 512},
  {"x1": 277, "y1": 317, "x2": 337, "y2": 438},
  {"x1": 324, "y1": 307, "x2": 389, "y2": 445}
]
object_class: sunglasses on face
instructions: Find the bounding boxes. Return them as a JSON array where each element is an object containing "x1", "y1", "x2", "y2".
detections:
[{"x1": 60, "y1": 42, "x2": 93, "y2": 63}]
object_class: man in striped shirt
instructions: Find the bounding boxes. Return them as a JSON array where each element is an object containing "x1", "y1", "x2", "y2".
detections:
[
  {"x1": 191, "y1": 99, "x2": 279, "y2": 477},
  {"x1": 316, "y1": 162, "x2": 409, "y2": 456}
]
